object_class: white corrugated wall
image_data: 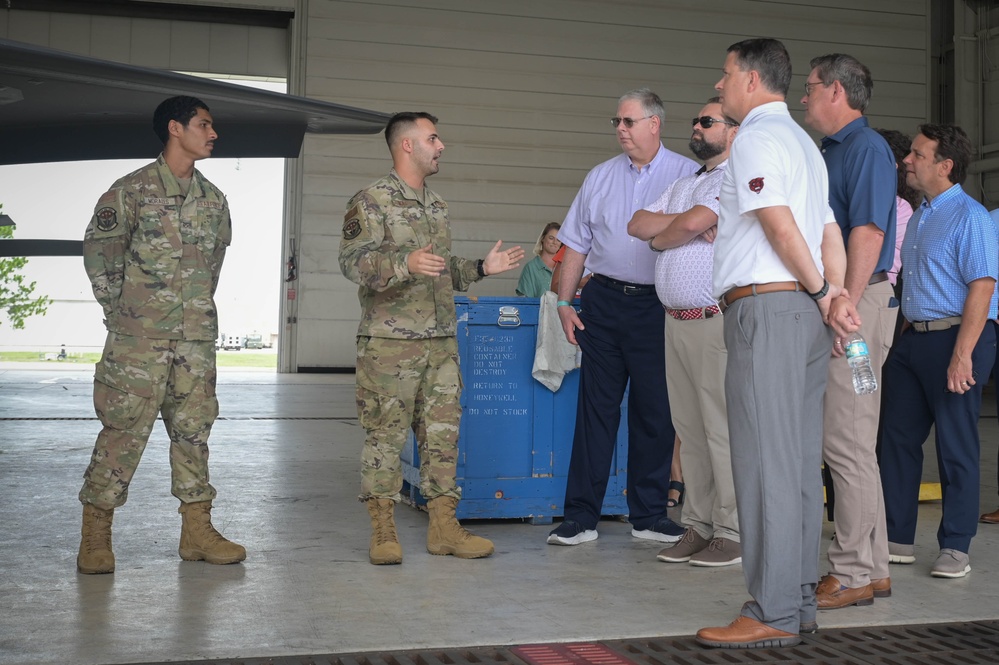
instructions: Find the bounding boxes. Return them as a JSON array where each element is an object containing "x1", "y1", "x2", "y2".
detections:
[
  {"x1": 289, "y1": 0, "x2": 928, "y2": 368},
  {"x1": 1, "y1": 0, "x2": 936, "y2": 369}
]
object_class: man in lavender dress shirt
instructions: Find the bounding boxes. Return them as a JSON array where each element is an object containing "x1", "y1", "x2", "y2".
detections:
[{"x1": 548, "y1": 88, "x2": 698, "y2": 546}]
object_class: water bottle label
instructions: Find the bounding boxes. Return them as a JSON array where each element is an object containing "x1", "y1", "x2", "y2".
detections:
[{"x1": 845, "y1": 340, "x2": 869, "y2": 359}]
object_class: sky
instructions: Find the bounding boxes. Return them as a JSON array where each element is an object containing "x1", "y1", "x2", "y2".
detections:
[{"x1": 0, "y1": 83, "x2": 284, "y2": 354}]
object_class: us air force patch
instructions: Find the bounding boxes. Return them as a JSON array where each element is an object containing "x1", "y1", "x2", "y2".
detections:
[
  {"x1": 343, "y1": 218, "x2": 362, "y2": 240},
  {"x1": 95, "y1": 207, "x2": 118, "y2": 232}
]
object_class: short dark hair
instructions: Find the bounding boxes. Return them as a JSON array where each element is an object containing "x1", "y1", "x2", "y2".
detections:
[
  {"x1": 385, "y1": 111, "x2": 439, "y2": 149},
  {"x1": 153, "y1": 96, "x2": 209, "y2": 145},
  {"x1": 704, "y1": 96, "x2": 738, "y2": 125},
  {"x1": 874, "y1": 128, "x2": 920, "y2": 209},
  {"x1": 918, "y1": 123, "x2": 973, "y2": 185},
  {"x1": 727, "y1": 38, "x2": 792, "y2": 97},
  {"x1": 809, "y1": 54, "x2": 874, "y2": 112}
]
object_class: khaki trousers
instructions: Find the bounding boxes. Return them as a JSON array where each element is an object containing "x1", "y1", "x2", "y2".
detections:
[
  {"x1": 665, "y1": 314, "x2": 738, "y2": 541},
  {"x1": 822, "y1": 280, "x2": 897, "y2": 587}
]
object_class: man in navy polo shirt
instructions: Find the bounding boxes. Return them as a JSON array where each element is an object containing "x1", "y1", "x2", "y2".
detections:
[{"x1": 803, "y1": 53, "x2": 898, "y2": 610}]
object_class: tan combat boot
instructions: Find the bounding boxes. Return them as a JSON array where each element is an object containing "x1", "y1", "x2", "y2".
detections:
[
  {"x1": 366, "y1": 498, "x2": 403, "y2": 565},
  {"x1": 77, "y1": 503, "x2": 115, "y2": 574},
  {"x1": 178, "y1": 501, "x2": 246, "y2": 564},
  {"x1": 426, "y1": 496, "x2": 494, "y2": 559}
]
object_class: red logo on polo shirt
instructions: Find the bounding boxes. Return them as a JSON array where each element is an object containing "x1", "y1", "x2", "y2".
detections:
[{"x1": 748, "y1": 177, "x2": 765, "y2": 193}]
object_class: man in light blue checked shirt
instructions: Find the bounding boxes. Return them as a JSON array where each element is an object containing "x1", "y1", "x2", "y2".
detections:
[{"x1": 879, "y1": 123, "x2": 998, "y2": 580}]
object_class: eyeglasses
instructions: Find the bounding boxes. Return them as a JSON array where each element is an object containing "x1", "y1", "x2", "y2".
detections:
[
  {"x1": 611, "y1": 115, "x2": 653, "y2": 128},
  {"x1": 804, "y1": 80, "x2": 830, "y2": 96},
  {"x1": 692, "y1": 116, "x2": 737, "y2": 129}
]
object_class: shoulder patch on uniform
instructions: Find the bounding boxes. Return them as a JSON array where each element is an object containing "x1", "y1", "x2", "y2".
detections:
[
  {"x1": 748, "y1": 177, "x2": 765, "y2": 194},
  {"x1": 343, "y1": 218, "x2": 362, "y2": 240},
  {"x1": 95, "y1": 207, "x2": 118, "y2": 232},
  {"x1": 343, "y1": 204, "x2": 363, "y2": 240}
]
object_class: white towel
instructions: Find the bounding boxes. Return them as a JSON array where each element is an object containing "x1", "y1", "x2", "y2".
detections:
[{"x1": 532, "y1": 291, "x2": 578, "y2": 391}]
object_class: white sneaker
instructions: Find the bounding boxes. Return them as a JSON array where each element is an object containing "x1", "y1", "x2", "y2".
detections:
[
  {"x1": 547, "y1": 520, "x2": 598, "y2": 546},
  {"x1": 930, "y1": 548, "x2": 970, "y2": 578}
]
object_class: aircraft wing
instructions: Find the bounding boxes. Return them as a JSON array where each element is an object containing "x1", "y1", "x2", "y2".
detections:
[{"x1": 0, "y1": 37, "x2": 389, "y2": 166}]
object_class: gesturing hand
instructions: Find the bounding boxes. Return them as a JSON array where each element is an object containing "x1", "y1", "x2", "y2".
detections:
[
  {"x1": 407, "y1": 244, "x2": 446, "y2": 276},
  {"x1": 481, "y1": 240, "x2": 525, "y2": 276}
]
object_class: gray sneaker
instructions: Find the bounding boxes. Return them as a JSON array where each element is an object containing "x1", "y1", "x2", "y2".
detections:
[
  {"x1": 888, "y1": 541, "x2": 915, "y2": 564},
  {"x1": 690, "y1": 537, "x2": 742, "y2": 567},
  {"x1": 930, "y1": 548, "x2": 970, "y2": 578},
  {"x1": 657, "y1": 528, "x2": 709, "y2": 563}
]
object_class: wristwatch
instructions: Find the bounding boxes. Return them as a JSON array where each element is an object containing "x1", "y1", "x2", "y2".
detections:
[
  {"x1": 807, "y1": 279, "x2": 829, "y2": 301},
  {"x1": 476, "y1": 259, "x2": 486, "y2": 277}
]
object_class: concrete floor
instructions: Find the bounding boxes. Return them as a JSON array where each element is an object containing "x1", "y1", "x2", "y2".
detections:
[{"x1": 1, "y1": 364, "x2": 998, "y2": 665}]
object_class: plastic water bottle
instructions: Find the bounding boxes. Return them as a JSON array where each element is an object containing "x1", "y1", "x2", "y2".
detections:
[{"x1": 844, "y1": 332, "x2": 877, "y2": 395}]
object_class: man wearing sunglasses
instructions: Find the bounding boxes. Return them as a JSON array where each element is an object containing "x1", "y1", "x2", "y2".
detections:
[
  {"x1": 626, "y1": 98, "x2": 742, "y2": 569},
  {"x1": 801, "y1": 54, "x2": 898, "y2": 610},
  {"x1": 696, "y1": 38, "x2": 858, "y2": 649},
  {"x1": 549, "y1": 88, "x2": 697, "y2": 547}
]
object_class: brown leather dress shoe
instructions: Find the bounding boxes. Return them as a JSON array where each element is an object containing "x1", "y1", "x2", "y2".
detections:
[
  {"x1": 816, "y1": 574, "x2": 874, "y2": 610},
  {"x1": 871, "y1": 576, "x2": 891, "y2": 598},
  {"x1": 696, "y1": 616, "x2": 802, "y2": 649},
  {"x1": 980, "y1": 508, "x2": 999, "y2": 524}
]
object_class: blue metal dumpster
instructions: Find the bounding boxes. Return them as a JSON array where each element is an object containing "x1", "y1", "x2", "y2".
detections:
[{"x1": 400, "y1": 296, "x2": 629, "y2": 523}]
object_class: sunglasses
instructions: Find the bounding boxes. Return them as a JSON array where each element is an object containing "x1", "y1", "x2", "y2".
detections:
[
  {"x1": 610, "y1": 115, "x2": 653, "y2": 128},
  {"x1": 692, "y1": 116, "x2": 737, "y2": 129}
]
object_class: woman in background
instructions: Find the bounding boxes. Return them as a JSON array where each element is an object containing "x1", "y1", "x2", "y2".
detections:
[
  {"x1": 516, "y1": 222, "x2": 561, "y2": 297},
  {"x1": 874, "y1": 128, "x2": 920, "y2": 289}
]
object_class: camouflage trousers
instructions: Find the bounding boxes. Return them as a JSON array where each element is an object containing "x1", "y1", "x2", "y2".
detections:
[
  {"x1": 355, "y1": 335, "x2": 463, "y2": 502},
  {"x1": 79, "y1": 332, "x2": 219, "y2": 510}
]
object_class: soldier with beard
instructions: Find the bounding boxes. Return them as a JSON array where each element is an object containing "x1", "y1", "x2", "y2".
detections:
[{"x1": 627, "y1": 97, "x2": 742, "y2": 567}]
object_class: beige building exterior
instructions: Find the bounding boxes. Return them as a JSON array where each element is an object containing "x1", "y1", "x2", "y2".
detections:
[{"x1": 3, "y1": 1, "x2": 996, "y2": 370}]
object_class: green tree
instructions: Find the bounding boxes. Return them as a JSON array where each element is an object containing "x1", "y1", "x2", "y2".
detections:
[{"x1": 1, "y1": 204, "x2": 52, "y2": 329}]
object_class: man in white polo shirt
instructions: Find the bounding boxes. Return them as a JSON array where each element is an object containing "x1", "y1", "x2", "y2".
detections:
[
  {"x1": 627, "y1": 97, "x2": 741, "y2": 568},
  {"x1": 695, "y1": 38, "x2": 858, "y2": 650}
]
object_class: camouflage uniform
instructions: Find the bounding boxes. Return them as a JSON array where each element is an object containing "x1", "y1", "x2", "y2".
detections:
[
  {"x1": 80, "y1": 154, "x2": 231, "y2": 511},
  {"x1": 338, "y1": 169, "x2": 482, "y2": 502}
]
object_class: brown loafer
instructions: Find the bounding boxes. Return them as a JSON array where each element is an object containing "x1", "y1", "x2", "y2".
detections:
[
  {"x1": 696, "y1": 616, "x2": 801, "y2": 649},
  {"x1": 816, "y1": 574, "x2": 874, "y2": 610},
  {"x1": 871, "y1": 576, "x2": 891, "y2": 598},
  {"x1": 980, "y1": 508, "x2": 999, "y2": 524}
]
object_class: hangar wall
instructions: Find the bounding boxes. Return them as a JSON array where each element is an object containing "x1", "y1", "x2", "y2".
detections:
[
  {"x1": 2, "y1": 1, "x2": 940, "y2": 370},
  {"x1": 287, "y1": 0, "x2": 929, "y2": 368}
]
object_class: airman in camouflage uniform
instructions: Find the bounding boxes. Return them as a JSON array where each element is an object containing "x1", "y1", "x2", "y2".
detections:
[
  {"x1": 339, "y1": 111, "x2": 524, "y2": 565},
  {"x1": 77, "y1": 96, "x2": 245, "y2": 575}
]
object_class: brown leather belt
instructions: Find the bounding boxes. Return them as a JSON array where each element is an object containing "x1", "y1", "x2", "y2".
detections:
[
  {"x1": 719, "y1": 282, "x2": 803, "y2": 312},
  {"x1": 869, "y1": 271, "x2": 889, "y2": 285},
  {"x1": 664, "y1": 304, "x2": 721, "y2": 321},
  {"x1": 911, "y1": 316, "x2": 962, "y2": 333}
]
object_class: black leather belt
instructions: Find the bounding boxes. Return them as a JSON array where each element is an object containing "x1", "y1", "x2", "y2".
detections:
[
  {"x1": 591, "y1": 273, "x2": 655, "y2": 296},
  {"x1": 869, "y1": 271, "x2": 889, "y2": 285}
]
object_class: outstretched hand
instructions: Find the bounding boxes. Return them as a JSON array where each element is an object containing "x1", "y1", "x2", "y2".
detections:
[{"x1": 482, "y1": 240, "x2": 524, "y2": 276}]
